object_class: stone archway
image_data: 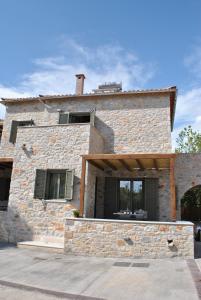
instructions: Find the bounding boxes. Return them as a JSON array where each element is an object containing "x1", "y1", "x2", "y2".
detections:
[
  {"x1": 175, "y1": 153, "x2": 201, "y2": 220},
  {"x1": 181, "y1": 185, "x2": 201, "y2": 221}
]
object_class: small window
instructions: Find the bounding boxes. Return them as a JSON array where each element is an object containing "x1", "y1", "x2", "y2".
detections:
[
  {"x1": 9, "y1": 119, "x2": 34, "y2": 144},
  {"x1": 59, "y1": 111, "x2": 95, "y2": 125},
  {"x1": 69, "y1": 113, "x2": 90, "y2": 124},
  {"x1": 34, "y1": 169, "x2": 74, "y2": 200}
]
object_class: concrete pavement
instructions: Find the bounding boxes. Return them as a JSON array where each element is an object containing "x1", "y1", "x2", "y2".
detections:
[{"x1": 0, "y1": 243, "x2": 200, "y2": 300}]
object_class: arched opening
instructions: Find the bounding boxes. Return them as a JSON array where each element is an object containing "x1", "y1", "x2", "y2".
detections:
[
  {"x1": 181, "y1": 185, "x2": 201, "y2": 258},
  {"x1": 181, "y1": 185, "x2": 201, "y2": 222}
]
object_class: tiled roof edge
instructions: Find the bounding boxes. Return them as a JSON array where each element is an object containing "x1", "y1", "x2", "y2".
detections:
[{"x1": 1, "y1": 86, "x2": 177, "y2": 103}]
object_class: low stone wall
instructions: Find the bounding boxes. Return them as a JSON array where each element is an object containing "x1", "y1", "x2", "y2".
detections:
[{"x1": 64, "y1": 218, "x2": 194, "y2": 259}]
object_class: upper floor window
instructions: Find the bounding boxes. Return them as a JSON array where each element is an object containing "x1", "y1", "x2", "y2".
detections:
[
  {"x1": 59, "y1": 111, "x2": 95, "y2": 126},
  {"x1": 9, "y1": 120, "x2": 34, "y2": 144}
]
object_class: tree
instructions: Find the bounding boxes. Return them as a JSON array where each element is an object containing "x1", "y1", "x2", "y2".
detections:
[
  {"x1": 181, "y1": 185, "x2": 201, "y2": 208},
  {"x1": 175, "y1": 125, "x2": 201, "y2": 153}
]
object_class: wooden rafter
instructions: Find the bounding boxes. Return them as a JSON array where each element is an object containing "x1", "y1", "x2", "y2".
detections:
[
  {"x1": 88, "y1": 160, "x2": 104, "y2": 171},
  {"x1": 102, "y1": 160, "x2": 117, "y2": 170},
  {"x1": 83, "y1": 153, "x2": 176, "y2": 160},
  {"x1": 135, "y1": 159, "x2": 144, "y2": 170},
  {"x1": 153, "y1": 159, "x2": 159, "y2": 170},
  {"x1": 0, "y1": 158, "x2": 13, "y2": 163},
  {"x1": 118, "y1": 159, "x2": 132, "y2": 172}
]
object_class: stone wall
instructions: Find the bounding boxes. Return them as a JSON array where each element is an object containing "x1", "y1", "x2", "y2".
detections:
[
  {"x1": 0, "y1": 94, "x2": 172, "y2": 157},
  {"x1": 64, "y1": 218, "x2": 194, "y2": 259},
  {"x1": 85, "y1": 126, "x2": 105, "y2": 217},
  {"x1": 1, "y1": 124, "x2": 95, "y2": 243},
  {"x1": 89, "y1": 126, "x2": 105, "y2": 154}
]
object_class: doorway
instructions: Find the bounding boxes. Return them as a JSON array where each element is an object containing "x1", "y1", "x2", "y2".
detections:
[
  {"x1": 104, "y1": 177, "x2": 158, "y2": 220},
  {"x1": 0, "y1": 161, "x2": 12, "y2": 211}
]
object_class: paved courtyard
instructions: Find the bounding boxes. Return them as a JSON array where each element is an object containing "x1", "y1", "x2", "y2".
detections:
[{"x1": 0, "y1": 243, "x2": 200, "y2": 300}]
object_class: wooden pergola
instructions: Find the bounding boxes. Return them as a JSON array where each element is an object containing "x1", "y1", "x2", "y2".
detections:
[{"x1": 79, "y1": 153, "x2": 177, "y2": 221}]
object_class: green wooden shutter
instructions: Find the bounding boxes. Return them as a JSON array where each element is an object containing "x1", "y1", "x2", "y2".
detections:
[
  {"x1": 90, "y1": 109, "x2": 96, "y2": 126},
  {"x1": 144, "y1": 178, "x2": 159, "y2": 221},
  {"x1": 104, "y1": 177, "x2": 118, "y2": 219},
  {"x1": 9, "y1": 120, "x2": 19, "y2": 144},
  {"x1": 34, "y1": 169, "x2": 47, "y2": 199},
  {"x1": 59, "y1": 113, "x2": 69, "y2": 124},
  {"x1": 65, "y1": 170, "x2": 74, "y2": 200}
]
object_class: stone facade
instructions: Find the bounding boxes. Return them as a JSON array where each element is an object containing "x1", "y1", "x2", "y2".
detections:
[
  {"x1": 64, "y1": 218, "x2": 194, "y2": 259},
  {"x1": 0, "y1": 93, "x2": 173, "y2": 243},
  {"x1": 0, "y1": 87, "x2": 198, "y2": 258},
  {"x1": 0, "y1": 123, "x2": 103, "y2": 243},
  {"x1": 0, "y1": 95, "x2": 172, "y2": 156}
]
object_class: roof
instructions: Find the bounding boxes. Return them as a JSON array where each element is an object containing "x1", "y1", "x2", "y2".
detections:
[{"x1": 0, "y1": 86, "x2": 177, "y2": 130}]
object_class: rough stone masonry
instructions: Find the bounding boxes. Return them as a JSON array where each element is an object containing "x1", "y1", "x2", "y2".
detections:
[
  {"x1": 0, "y1": 84, "x2": 197, "y2": 259},
  {"x1": 65, "y1": 218, "x2": 194, "y2": 259}
]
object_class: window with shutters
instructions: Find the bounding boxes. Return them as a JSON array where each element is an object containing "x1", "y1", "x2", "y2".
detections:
[
  {"x1": 34, "y1": 169, "x2": 74, "y2": 200},
  {"x1": 9, "y1": 119, "x2": 34, "y2": 144},
  {"x1": 59, "y1": 111, "x2": 95, "y2": 125}
]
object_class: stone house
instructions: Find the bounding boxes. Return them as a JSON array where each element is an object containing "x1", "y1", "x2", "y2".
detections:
[{"x1": 0, "y1": 74, "x2": 199, "y2": 258}]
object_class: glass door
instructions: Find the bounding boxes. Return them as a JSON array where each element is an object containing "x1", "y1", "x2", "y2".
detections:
[
  {"x1": 119, "y1": 180, "x2": 131, "y2": 211},
  {"x1": 132, "y1": 180, "x2": 143, "y2": 211},
  {"x1": 119, "y1": 179, "x2": 143, "y2": 213}
]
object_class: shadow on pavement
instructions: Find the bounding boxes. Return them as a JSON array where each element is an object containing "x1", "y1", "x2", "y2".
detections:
[{"x1": 0, "y1": 242, "x2": 16, "y2": 250}]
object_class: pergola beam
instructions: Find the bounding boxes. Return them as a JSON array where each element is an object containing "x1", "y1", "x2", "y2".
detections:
[
  {"x1": 118, "y1": 159, "x2": 132, "y2": 172},
  {"x1": 102, "y1": 159, "x2": 117, "y2": 170},
  {"x1": 135, "y1": 159, "x2": 144, "y2": 170},
  {"x1": 83, "y1": 153, "x2": 176, "y2": 160},
  {"x1": 153, "y1": 159, "x2": 159, "y2": 170},
  {"x1": 88, "y1": 160, "x2": 104, "y2": 171}
]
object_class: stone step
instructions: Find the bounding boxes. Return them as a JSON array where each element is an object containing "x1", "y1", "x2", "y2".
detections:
[{"x1": 17, "y1": 241, "x2": 64, "y2": 253}]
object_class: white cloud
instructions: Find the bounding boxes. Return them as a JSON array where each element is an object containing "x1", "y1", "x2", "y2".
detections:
[
  {"x1": 173, "y1": 42, "x2": 201, "y2": 149},
  {"x1": 0, "y1": 40, "x2": 156, "y2": 119}
]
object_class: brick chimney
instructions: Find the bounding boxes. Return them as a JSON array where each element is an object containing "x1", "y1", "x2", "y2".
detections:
[{"x1": 75, "y1": 74, "x2": 85, "y2": 95}]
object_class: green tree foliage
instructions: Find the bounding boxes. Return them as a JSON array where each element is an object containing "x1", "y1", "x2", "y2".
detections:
[
  {"x1": 175, "y1": 125, "x2": 201, "y2": 153},
  {"x1": 181, "y1": 185, "x2": 201, "y2": 208}
]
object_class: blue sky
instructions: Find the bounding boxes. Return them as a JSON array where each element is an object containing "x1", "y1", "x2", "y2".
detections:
[{"x1": 1, "y1": 0, "x2": 201, "y2": 143}]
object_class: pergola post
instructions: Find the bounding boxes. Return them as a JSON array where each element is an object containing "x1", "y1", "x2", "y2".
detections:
[
  {"x1": 170, "y1": 157, "x2": 176, "y2": 221},
  {"x1": 80, "y1": 157, "x2": 86, "y2": 217}
]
